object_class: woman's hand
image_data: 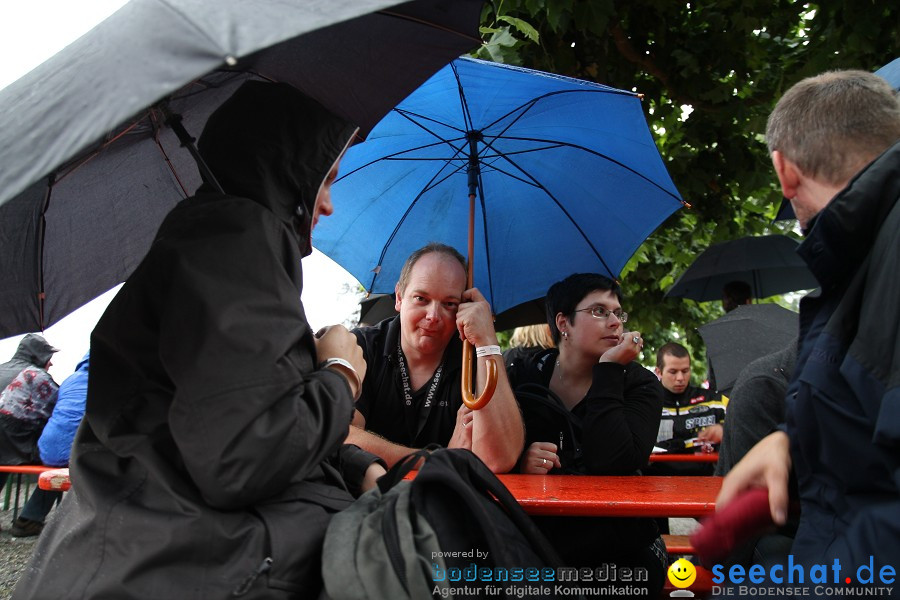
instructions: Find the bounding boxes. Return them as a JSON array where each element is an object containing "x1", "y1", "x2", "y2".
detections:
[
  {"x1": 447, "y1": 404, "x2": 474, "y2": 450},
  {"x1": 518, "y1": 442, "x2": 561, "y2": 474},
  {"x1": 599, "y1": 331, "x2": 644, "y2": 365}
]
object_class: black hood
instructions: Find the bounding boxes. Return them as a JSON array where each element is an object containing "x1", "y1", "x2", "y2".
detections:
[
  {"x1": 197, "y1": 81, "x2": 357, "y2": 256},
  {"x1": 11, "y1": 333, "x2": 59, "y2": 368}
]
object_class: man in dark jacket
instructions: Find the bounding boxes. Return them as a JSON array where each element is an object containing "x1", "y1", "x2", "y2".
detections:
[
  {"x1": 14, "y1": 82, "x2": 381, "y2": 600},
  {"x1": 718, "y1": 70, "x2": 900, "y2": 582}
]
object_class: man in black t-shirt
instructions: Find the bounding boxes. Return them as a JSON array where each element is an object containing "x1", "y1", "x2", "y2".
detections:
[{"x1": 346, "y1": 243, "x2": 524, "y2": 472}]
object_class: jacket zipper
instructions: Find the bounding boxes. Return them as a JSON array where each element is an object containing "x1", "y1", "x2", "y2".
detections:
[{"x1": 232, "y1": 557, "x2": 273, "y2": 596}]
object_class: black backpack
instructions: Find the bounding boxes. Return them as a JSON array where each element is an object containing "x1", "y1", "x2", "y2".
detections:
[{"x1": 322, "y1": 447, "x2": 563, "y2": 599}]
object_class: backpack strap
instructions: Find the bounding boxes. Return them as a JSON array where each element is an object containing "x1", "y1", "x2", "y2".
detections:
[
  {"x1": 420, "y1": 449, "x2": 564, "y2": 568},
  {"x1": 376, "y1": 443, "x2": 443, "y2": 493}
]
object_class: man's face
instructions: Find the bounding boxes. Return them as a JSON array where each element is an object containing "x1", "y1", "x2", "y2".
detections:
[
  {"x1": 395, "y1": 252, "x2": 466, "y2": 359},
  {"x1": 656, "y1": 354, "x2": 691, "y2": 394}
]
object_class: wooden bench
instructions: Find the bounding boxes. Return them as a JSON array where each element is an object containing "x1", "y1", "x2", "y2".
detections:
[
  {"x1": 0, "y1": 465, "x2": 59, "y2": 520},
  {"x1": 662, "y1": 534, "x2": 696, "y2": 555}
]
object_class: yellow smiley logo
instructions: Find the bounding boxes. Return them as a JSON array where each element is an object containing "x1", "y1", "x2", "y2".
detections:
[{"x1": 667, "y1": 558, "x2": 697, "y2": 589}]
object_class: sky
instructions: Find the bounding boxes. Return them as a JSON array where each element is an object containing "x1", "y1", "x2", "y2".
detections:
[{"x1": 0, "y1": 1, "x2": 363, "y2": 381}]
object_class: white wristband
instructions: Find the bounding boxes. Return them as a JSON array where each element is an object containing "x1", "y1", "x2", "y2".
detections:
[
  {"x1": 475, "y1": 345, "x2": 502, "y2": 357},
  {"x1": 319, "y1": 357, "x2": 361, "y2": 400}
]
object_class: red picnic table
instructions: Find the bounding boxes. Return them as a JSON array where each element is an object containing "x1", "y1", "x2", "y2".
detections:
[
  {"x1": 495, "y1": 474, "x2": 721, "y2": 518},
  {"x1": 648, "y1": 451, "x2": 719, "y2": 463}
]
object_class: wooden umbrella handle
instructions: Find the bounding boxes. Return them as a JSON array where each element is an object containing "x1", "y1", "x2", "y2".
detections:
[{"x1": 461, "y1": 341, "x2": 498, "y2": 410}]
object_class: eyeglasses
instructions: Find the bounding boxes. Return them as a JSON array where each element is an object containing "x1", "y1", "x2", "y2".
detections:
[{"x1": 573, "y1": 305, "x2": 628, "y2": 323}]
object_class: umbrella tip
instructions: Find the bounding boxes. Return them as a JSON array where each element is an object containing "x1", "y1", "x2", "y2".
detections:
[{"x1": 224, "y1": 55, "x2": 237, "y2": 66}]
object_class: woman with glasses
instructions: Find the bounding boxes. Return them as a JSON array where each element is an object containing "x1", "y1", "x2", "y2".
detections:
[{"x1": 507, "y1": 273, "x2": 665, "y2": 597}]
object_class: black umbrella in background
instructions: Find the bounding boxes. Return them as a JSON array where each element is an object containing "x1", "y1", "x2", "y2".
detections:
[
  {"x1": 0, "y1": 0, "x2": 483, "y2": 338},
  {"x1": 698, "y1": 303, "x2": 799, "y2": 393},
  {"x1": 665, "y1": 235, "x2": 819, "y2": 302}
]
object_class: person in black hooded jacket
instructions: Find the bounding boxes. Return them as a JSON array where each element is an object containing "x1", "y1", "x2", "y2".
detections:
[
  {"x1": 0, "y1": 334, "x2": 58, "y2": 391},
  {"x1": 508, "y1": 273, "x2": 666, "y2": 599},
  {"x1": 14, "y1": 82, "x2": 383, "y2": 600}
]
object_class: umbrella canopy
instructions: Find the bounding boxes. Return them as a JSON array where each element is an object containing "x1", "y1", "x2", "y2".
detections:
[
  {"x1": 0, "y1": 0, "x2": 483, "y2": 338},
  {"x1": 315, "y1": 57, "x2": 684, "y2": 315},
  {"x1": 665, "y1": 234, "x2": 819, "y2": 302},
  {"x1": 875, "y1": 56, "x2": 900, "y2": 89},
  {"x1": 698, "y1": 303, "x2": 799, "y2": 393}
]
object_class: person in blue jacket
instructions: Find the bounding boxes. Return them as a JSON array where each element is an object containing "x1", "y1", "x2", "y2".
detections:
[
  {"x1": 718, "y1": 70, "x2": 900, "y2": 585},
  {"x1": 9, "y1": 352, "x2": 90, "y2": 537}
]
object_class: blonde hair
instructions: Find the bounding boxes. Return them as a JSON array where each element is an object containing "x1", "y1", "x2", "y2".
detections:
[{"x1": 509, "y1": 324, "x2": 554, "y2": 350}]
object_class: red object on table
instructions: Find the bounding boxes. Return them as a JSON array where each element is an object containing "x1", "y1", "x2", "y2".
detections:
[
  {"x1": 495, "y1": 474, "x2": 721, "y2": 518},
  {"x1": 690, "y1": 486, "x2": 774, "y2": 565},
  {"x1": 649, "y1": 451, "x2": 719, "y2": 463},
  {"x1": 38, "y1": 468, "x2": 71, "y2": 492}
]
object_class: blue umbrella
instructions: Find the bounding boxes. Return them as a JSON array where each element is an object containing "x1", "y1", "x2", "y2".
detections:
[
  {"x1": 874, "y1": 56, "x2": 900, "y2": 89},
  {"x1": 316, "y1": 57, "x2": 684, "y2": 317}
]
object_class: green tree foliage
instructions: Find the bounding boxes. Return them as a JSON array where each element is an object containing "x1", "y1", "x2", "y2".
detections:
[{"x1": 479, "y1": 1, "x2": 898, "y2": 377}]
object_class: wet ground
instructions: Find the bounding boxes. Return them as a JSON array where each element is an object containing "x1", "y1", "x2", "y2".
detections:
[{"x1": 0, "y1": 484, "x2": 41, "y2": 600}]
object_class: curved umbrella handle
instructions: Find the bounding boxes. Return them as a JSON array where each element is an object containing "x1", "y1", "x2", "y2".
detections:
[{"x1": 461, "y1": 341, "x2": 498, "y2": 410}]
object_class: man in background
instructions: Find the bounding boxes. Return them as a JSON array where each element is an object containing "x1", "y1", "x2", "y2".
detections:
[
  {"x1": 9, "y1": 351, "x2": 90, "y2": 537},
  {"x1": 653, "y1": 342, "x2": 725, "y2": 455}
]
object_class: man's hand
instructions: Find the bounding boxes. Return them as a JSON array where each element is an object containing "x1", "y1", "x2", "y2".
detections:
[
  {"x1": 717, "y1": 431, "x2": 791, "y2": 525},
  {"x1": 698, "y1": 424, "x2": 723, "y2": 444},
  {"x1": 315, "y1": 325, "x2": 367, "y2": 396},
  {"x1": 360, "y1": 462, "x2": 387, "y2": 493},
  {"x1": 447, "y1": 404, "x2": 474, "y2": 450},
  {"x1": 519, "y1": 442, "x2": 561, "y2": 474},
  {"x1": 456, "y1": 287, "x2": 499, "y2": 348},
  {"x1": 599, "y1": 331, "x2": 644, "y2": 365}
]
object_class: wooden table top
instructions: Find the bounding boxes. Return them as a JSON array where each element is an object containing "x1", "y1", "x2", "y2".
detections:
[
  {"x1": 495, "y1": 474, "x2": 721, "y2": 518},
  {"x1": 648, "y1": 451, "x2": 719, "y2": 463}
]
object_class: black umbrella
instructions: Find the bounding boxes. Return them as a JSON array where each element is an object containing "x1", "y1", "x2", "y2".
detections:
[
  {"x1": 698, "y1": 303, "x2": 798, "y2": 393},
  {"x1": 358, "y1": 294, "x2": 397, "y2": 327},
  {"x1": 665, "y1": 234, "x2": 819, "y2": 302},
  {"x1": 0, "y1": 0, "x2": 482, "y2": 338}
]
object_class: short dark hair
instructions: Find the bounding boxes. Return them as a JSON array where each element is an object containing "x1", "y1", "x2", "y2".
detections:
[
  {"x1": 766, "y1": 70, "x2": 900, "y2": 186},
  {"x1": 722, "y1": 280, "x2": 752, "y2": 312},
  {"x1": 656, "y1": 342, "x2": 689, "y2": 369},
  {"x1": 545, "y1": 273, "x2": 622, "y2": 345},
  {"x1": 396, "y1": 242, "x2": 467, "y2": 296}
]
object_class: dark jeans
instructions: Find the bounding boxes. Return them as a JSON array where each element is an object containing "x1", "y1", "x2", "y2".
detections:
[{"x1": 19, "y1": 488, "x2": 62, "y2": 523}]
